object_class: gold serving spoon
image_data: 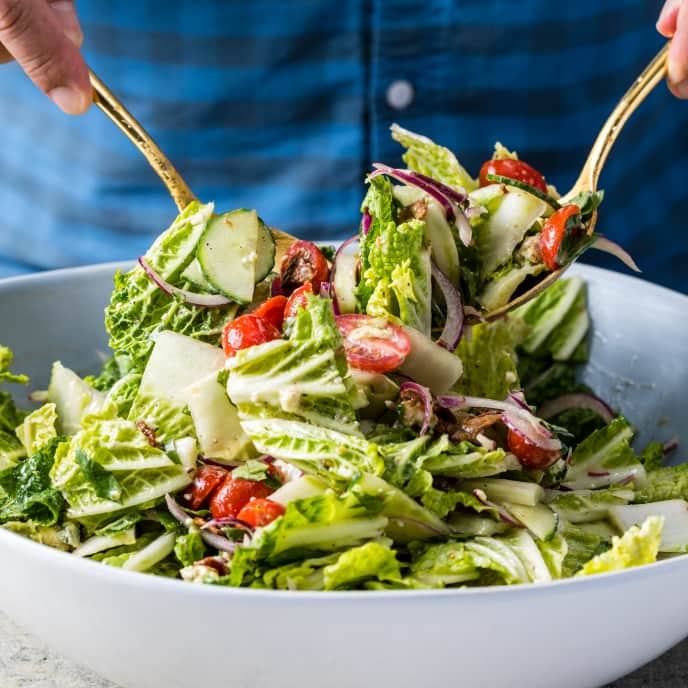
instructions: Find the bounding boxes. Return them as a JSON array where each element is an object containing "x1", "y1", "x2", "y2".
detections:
[
  {"x1": 88, "y1": 70, "x2": 298, "y2": 264},
  {"x1": 483, "y1": 42, "x2": 669, "y2": 322}
]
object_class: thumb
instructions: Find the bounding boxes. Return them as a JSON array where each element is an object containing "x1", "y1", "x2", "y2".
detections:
[{"x1": 0, "y1": 0, "x2": 91, "y2": 114}]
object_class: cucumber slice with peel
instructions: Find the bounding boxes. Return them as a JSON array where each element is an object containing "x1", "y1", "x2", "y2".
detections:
[
  {"x1": 180, "y1": 259, "x2": 218, "y2": 293},
  {"x1": 255, "y1": 221, "x2": 276, "y2": 284},
  {"x1": 197, "y1": 210, "x2": 259, "y2": 304}
]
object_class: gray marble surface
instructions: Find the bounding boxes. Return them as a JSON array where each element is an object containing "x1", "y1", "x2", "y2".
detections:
[{"x1": 0, "y1": 610, "x2": 686, "y2": 687}]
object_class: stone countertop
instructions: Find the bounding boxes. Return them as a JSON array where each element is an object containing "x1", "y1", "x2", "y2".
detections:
[{"x1": 1, "y1": 612, "x2": 687, "y2": 688}]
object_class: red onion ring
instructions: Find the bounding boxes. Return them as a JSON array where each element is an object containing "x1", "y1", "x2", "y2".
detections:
[
  {"x1": 367, "y1": 164, "x2": 473, "y2": 246},
  {"x1": 399, "y1": 381, "x2": 433, "y2": 436},
  {"x1": 201, "y1": 517, "x2": 254, "y2": 534},
  {"x1": 430, "y1": 262, "x2": 464, "y2": 351},
  {"x1": 165, "y1": 494, "x2": 194, "y2": 528},
  {"x1": 438, "y1": 395, "x2": 561, "y2": 453},
  {"x1": 200, "y1": 529, "x2": 237, "y2": 554},
  {"x1": 591, "y1": 236, "x2": 641, "y2": 273},
  {"x1": 139, "y1": 257, "x2": 232, "y2": 307},
  {"x1": 362, "y1": 211, "x2": 372, "y2": 236},
  {"x1": 538, "y1": 393, "x2": 615, "y2": 424},
  {"x1": 472, "y1": 489, "x2": 521, "y2": 527}
]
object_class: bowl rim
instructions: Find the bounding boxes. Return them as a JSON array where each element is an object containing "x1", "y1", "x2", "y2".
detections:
[{"x1": 1, "y1": 260, "x2": 687, "y2": 601}]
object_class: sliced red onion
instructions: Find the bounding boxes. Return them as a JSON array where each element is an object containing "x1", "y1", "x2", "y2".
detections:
[
  {"x1": 271, "y1": 276, "x2": 285, "y2": 297},
  {"x1": 587, "y1": 470, "x2": 610, "y2": 477},
  {"x1": 362, "y1": 211, "x2": 372, "y2": 236},
  {"x1": 438, "y1": 395, "x2": 561, "y2": 453},
  {"x1": 200, "y1": 529, "x2": 237, "y2": 554},
  {"x1": 202, "y1": 517, "x2": 254, "y2": 534},
  {"x1": 617, "y1": 474, "x2": 635, "y2": 487},
  {"x1": 367, "y1": 164, "x2": 473, "y2": 246},
  {"x1": 472, "y1": 489, "x2": 521, "y2": 527},
  {"x1": 400, "y1": 381, "x2": 433, "y2": 436},
  {"x1": 591, "y1": 236, "x2": 641, "y2": 273},
  {"x1": 430, "y1": 262, "x2": 464, "y2": 350},
  {"x1": 320, "y1": 281, "x2": 332, "y2": 299},
  {"x1": 538, "y1": 392, "x2": 615, "y2": 424},
  {"x1": 139, "y1": 257, "x2": 232, "y2": 307},
  {"x1": 507, "y1": 391, "x2": 532, "y2": 413},
  {"x1": 664, "y1": 438, "x2": 680, "y2": 456},
  {"x1": 165, "y1": 494, "x2": 194, "y2": 528}
]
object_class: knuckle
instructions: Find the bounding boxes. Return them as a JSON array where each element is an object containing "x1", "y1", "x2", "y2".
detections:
[{"x1": 0, "y1": 0, "x2": 30, "y2": 37}]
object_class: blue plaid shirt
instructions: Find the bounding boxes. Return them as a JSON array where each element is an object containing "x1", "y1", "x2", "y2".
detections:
[{"x1": 0, "y1": 1, "x2": 682, "y2": 291}]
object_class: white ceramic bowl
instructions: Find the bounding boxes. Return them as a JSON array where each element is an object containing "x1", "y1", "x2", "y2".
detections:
[{"x1": 0, "y1": 262, "x2": 686, "y2": 688}]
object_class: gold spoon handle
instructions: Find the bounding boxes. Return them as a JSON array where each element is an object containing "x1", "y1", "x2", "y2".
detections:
[
  {"x1": 89, "y1": 69, "x2": 197, "y2": 212},
  {"x1": 567, "y1": 43, "x2": 669, "y2": 198}
]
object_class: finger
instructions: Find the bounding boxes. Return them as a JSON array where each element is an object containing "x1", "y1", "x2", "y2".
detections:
[
  {"x1": 0, "y1": 2, "x2": 81, "y2": 64},
  {"x1": 0, "y1": 0, "x2": 91, "y2": 114},
  {"x1": 48, "y1": 0, "x2": 83, "y2": 47},
  {"x1": 657, "y1": 0, "x2": 681, "y2": 37},
  {"x1": 668, "y1": 1, "x2": 688, "y2": 98}
]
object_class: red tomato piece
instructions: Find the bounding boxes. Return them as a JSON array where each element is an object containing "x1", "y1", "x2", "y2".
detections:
[
  {"x1": 280, "y1": 240, "x2": 329, "y2": 293},
  {"x1": 479, "y1": 158, "x2": 548, "y2": 193},
  {"x1": 187, "y1": 464, "x2": 228, "y2": 510},
  {"x1": 209, "y1": 476, "x2": 274, "y2": 520},
  {"x1": 539, "y1": 204, "x2": 582, "y2": 271},
  {"x1": 222, "y1": 314, "x2": 282, "y2": 358},
  {"x1": 252, "y1": 295, "x2": 288, "y2": 331},
  {"x1": 335, "y1": 314, "x2": 411, "y2": 373},
  {"x1": 236, "y1": 498, "x2": 286, "y2": 528},
  {"x1": 507, "y1": 428, "x2": 561, "y2": 469},
  {"x1": 284, "y1": 282, "x2": 313, "y2": 319}
]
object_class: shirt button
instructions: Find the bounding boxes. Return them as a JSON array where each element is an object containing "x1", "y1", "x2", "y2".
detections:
[{"x1": 386, "y1": 80, "x2": 414, "y2": 110}]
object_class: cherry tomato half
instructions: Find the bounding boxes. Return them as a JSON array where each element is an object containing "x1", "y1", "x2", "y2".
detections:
[
  {"x1": 539, "y1": 204, "x2": 582, "y2": 271},
  {"x1": 252, "y1": 295, "x2": 288, "y2": 331},
  {"x1": 479, "y1": 158, "x2": 548, "y2": 193},
  {"x1": 209, "y1": 476, "x2": 274, "y2": 520},
  {"x1": 187, "y1": 464, "x2": 228, "y2": 510},
  {"x1": 237, "y1": 498, "x2": 286, "y2": 528},
  {"x1": 222, "y1": 314, "x2": 282, "y2": 358},
  {"x1": 507, "y1": 428, "x2": 561, "y2": 470},
  {"x1": 335, "y1": 314, "x2": 411, "y2": 373},
  {"x1": 284, "y1": 282, "x2": 313, "y2": 319},
  {"x1": 280, "y1": 240, "x2": 329, "y2": 293}
]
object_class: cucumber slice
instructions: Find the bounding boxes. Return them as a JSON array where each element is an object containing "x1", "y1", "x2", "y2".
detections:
[
  {"x1": 333, "y1": 253, "x2": 358, "y2": 314},
  {"x1": 503, "y1": 501, "x2": 559, "y2": 541},
  {"x1": 180, "y1": 259, "x2": 218, "y2": 294},
  {"x1": 197, "y1": 210, "x2": 259, "y2": 304},
  {"x1": 462, "y1": 478, "x2": 544, "y2": 506},
  {"x1": 254, "y1": 221, "x2": 276, "y2": 284}
]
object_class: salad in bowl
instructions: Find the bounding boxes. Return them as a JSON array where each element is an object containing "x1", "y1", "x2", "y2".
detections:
[{"x1": 0, "y1": 127, "x2": 678, "y2": 592}]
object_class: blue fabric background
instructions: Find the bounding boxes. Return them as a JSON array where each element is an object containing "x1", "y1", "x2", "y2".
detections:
[{"x1": 0, "y1": 1, "x2": 682, "y2": 291}]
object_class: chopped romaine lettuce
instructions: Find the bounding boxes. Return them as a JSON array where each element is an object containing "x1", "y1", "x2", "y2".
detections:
[
  {"x1": 105, "y1": 202, "x2": 236, "y2": 370},
  {"x1": 576, "y1": 515, "x2": 662, "y2": 576},
  {"x1": 455, "y1": 317, "x2": 527, "y2": 399},
  {"x1": 15, "y1": 403, "x2": 57, "y2": 456},
  {"x1": 391, "y1": 124, "x2": 477, "y2": 191},
  {"x1": 0, "y1": 436, "x2": 67, "y2": 526},
  {"x1": 562, "y1": 417, "x2": 646, "y2": 490}
]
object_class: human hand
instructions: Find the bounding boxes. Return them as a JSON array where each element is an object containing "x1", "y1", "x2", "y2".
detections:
[
  {"x1": 0, "y1": 0, "x2": 90, "y2": 114},
  {"x1": 658, "y1": 0, "x2": 688, "y2": 98}
]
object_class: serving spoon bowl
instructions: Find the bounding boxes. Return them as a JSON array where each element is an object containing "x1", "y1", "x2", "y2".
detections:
[
  {"x1": 483, "y1": 42, "x2": 669, "y2": 322},
  {"x1": 90, "y1": 43, "x2": 668, "y2": 322}
]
